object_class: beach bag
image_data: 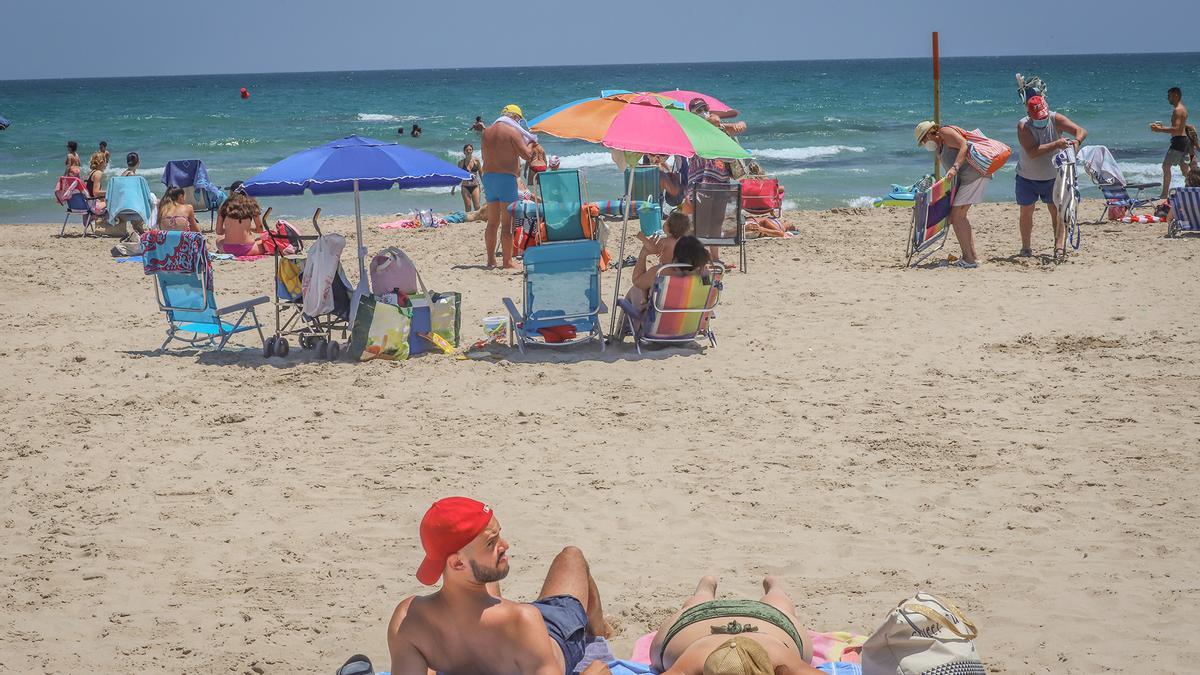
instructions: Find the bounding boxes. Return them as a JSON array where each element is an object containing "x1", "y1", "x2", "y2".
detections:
[
  {"x1": 347, "y1": 295, "x2": 412, "y2": 361},
  {"x1": 430, "y1": 292, "x2": 462, "y2": 347},
  {"x1": 861, "y1": 593, "x2": 983, "y2": 675},
  {"x1": 262, "y1": 220, "x2": 303, "y2": 255},
  {"x1": 946, "y1": 126, "x2": 1011, "y2": 176},
  {"x1": 369, "y1": 247, "x2": 422, "y2": 295}
]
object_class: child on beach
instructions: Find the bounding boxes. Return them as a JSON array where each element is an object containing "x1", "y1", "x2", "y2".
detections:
[
  {"x1": 625, "y1": 234, "x2": 711, "y2": 315},
  {"x1": 637, "y1": 209, "x2": 692, "y2": 264}
]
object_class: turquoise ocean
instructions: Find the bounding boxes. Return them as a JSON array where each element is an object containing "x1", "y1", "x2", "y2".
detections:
[{"x1": 1, "y1": 53, "x2": 1197, "y2": 223}]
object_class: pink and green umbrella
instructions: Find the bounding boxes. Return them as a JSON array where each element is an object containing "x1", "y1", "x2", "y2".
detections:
[
  {"x1": 529, "y1": 93, "x2": 749, "y2": 337},
  {"x1": 528, "y1": 92, "x2": 749, "y2": 160}
]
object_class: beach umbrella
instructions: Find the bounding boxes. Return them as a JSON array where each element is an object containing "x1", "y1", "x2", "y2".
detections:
[
  {"x1": 243, "y1": 135, "x2": 469, "y2": 325},
  {"x1": 530, "y1": 92, "x2": 750, "y2": 334},
  {"x1": 0, "y1": 115, "x2": 10, "y2": 130}
]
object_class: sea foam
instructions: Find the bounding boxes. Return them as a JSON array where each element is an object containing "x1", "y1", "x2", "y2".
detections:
[{"x1": 750, "y1": 146, "x2": 865, "y2": 161}]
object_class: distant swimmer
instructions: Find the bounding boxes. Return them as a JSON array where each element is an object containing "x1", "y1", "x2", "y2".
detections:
[
  {"x1": 411, "y1": 124, "x2": 422, "y2": 138},
  {"x1": 471, "y1": 116, "x2": 486, "y2": 133}
]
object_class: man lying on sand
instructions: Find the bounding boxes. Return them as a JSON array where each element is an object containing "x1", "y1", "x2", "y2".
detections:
[
  {"x1": 650, "y1": 576, "x2": 822, "y2": 675},
  {"x1": 387, "y1": 497, "x2": 612, "y2": 675}
]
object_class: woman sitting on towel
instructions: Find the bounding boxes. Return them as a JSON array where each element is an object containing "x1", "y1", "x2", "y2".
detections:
[
  {"x1": 215, "y1": 182, "x2": 267, "y2": 256},
  {"x1": 650, "y1": 576, "x2": 821, "y2": 675},
  {"x1": 625, "y1": 234, "x2": 710, "y2": 314},
  {"x1": 157, "y1": 187, "x2": 201, "y2": 232}
]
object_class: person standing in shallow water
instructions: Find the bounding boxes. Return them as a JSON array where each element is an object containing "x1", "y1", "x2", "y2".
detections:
[{"x1": 471, "y1": 116, "x2": 486, "y2": 133}]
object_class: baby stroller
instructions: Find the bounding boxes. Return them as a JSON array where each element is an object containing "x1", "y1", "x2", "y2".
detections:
[{"x1": 264, "y1": 208, "x2": 352, "y2": 360}]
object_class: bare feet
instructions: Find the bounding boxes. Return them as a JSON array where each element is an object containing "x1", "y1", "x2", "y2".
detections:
[
  {"x1": 502, "y1": 261, "x2": 523, "y2": 272},
  {"x1": 762, "y1": 575, "x2": 781, "y2": 595}
]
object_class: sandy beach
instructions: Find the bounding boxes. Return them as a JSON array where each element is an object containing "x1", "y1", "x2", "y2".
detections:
[{"x1": 1, "y1": 200, "x2": 1199, "y2": 674}]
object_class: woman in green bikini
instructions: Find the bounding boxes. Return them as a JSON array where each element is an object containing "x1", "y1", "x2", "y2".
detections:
[{"x1": 650, "y1": 576, "x2": 822, "y2": 675}]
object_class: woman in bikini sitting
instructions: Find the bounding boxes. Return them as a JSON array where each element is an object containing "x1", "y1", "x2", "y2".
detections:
[
  {"x1": 650, "y1": 575, "x2": 821, "y2": 675},
  {"x1": 215, "y1": 183, "x2": 266, "y2": 255},
  {"x1": 156, "y1": 187, "x2": 200, "y2": 232}
]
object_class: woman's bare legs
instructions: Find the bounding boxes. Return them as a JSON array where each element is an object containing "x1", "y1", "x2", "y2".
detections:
[
  {"x1": 950, "y1": 205, "x2": 978, "y2": 263},
  {"x1": 649, "y1": 576, "x2": 718, "y2": 671},
  {"x1": 758, "y1": 575, "x2": 813, "y2": 664}
]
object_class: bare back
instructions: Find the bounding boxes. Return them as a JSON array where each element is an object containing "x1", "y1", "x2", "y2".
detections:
[
  {"x1": 481, "y1": 123, "x2": 531, "y2": 176},
  {"x1": 1173, "y1": 102, "x2": 1190, "y2": 134},
  {"x1": 388, "y1": 593, "x2": 563, "y2": 675}
]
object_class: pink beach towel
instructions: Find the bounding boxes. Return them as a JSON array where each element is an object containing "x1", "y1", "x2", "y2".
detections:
[
  {"x1": 379, "y1": 219, "x2": 420, "y2": 229},
  {"x1": 631, "y1": 629, "x2": 865, "y2": 667}
]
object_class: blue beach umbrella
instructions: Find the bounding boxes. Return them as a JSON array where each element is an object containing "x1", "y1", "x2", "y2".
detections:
[
  {"x1": 243, "y1": 135, "x2": 470, "y2": 324},
  {"x1": 0, "y1": 115, "x2": 10, "y2": 130}
]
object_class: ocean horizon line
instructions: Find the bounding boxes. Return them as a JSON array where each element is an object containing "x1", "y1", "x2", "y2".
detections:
[{"x1": 2, "y1": 50, "x2": 1198, "y2": 84}]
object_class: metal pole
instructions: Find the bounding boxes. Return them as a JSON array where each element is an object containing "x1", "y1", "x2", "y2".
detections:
[
  {"x1": 349, "y1": 178, "x2": 369, "y2": 326},
  {"x1": 607, "y1": 158, "x2": 639, "y2": 337},
  {"x1": 932, "y1": 31, "x2": 941, "y2": 179}
]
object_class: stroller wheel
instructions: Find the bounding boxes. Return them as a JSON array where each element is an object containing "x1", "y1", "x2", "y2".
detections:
[
  {"x1": 298, "y1": 335, "x2": 311, "y2": 350},
  {"x1": 327, "y1": 340, "x2": 341, "y2": 361},
  {"x1": 317, "y1": 338, "x2": 329, "y2": 359},
  {"x1": 263, "y1": 336, "x2": 277, "y2": 358},
  {"x1": 276, "y1": 338, "x2": 290, "y2": 357}
]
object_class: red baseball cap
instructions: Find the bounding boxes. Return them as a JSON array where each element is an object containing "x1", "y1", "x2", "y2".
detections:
[
  {"x1": 1026, "y1": 95, "x2": 1049, "y2": 121},
  {"x1": 416, "y1": 497, "x2": 493, "y2": 585}
]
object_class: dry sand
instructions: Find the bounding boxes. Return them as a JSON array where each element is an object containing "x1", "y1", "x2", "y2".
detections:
[{"x1": 1, "y1": 201, "x2": 1198, "y2": 674}]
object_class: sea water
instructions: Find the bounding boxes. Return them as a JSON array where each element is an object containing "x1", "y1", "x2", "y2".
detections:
[{"x1": 1, "y1": 53, "x2": 1197, "y2": 223}]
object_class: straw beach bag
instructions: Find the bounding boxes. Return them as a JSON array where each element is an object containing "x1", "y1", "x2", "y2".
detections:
[{"x1": 861, "y1": 592, "x2": 984, "y2": 675}]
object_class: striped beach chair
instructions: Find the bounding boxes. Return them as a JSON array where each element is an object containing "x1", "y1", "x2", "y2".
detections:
[
  {"x1": 1097, "y1": 183, "x2": 1158, "y2": 223},
  {"x1": 615, "y1": 263, "x2": 723, "y2": 354},
  {"x1": 1168, "y1": 187, "x2": 1200, "y2": 237},
  {"x1": 906, "y1": 175, "x2": 954, "y2": 267}
]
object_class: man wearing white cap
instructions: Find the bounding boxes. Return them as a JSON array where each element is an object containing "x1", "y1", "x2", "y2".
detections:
[{"x1": 481, "y1": 104, "x2": 536, "y2": 270}]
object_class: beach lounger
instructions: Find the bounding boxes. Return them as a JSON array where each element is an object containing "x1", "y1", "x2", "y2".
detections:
[
  {"x1": 691, "y1": 182, "x2": 746, "y2": 271},
  {"x1": 1168, "y1": 187, "x2": 1200, "y2": 237},
  {"x1": 906, "y1": 174, "x2": 953, "y2": 267},
  {"x1": 162, "y1": 159, "x2": 225, "y2": 231},
  {"x1": 1078, "y1": 145, "x2": 1158, "y2": 222},
  {"x1": 1097, "y1": 183, "x2": 1159, "y2": 222},
  {"x1": 740, "y1": 176, "x2": 784, "y2": 219},
  {"x1": 55, "y1": 175, "x2": 98, "y2": 236},
  {"x1": 615, "y1": 262, "x2": 723, "y2": 355},
  {"x1": 536, "y1": 169, "x2": 588, "y2": 242},
  {"x1": 141, "y1": 230, "x2": 268, "y2": 352},
  {"x1": 502, "y1": 239, "x2": 604, "y2": 353}
]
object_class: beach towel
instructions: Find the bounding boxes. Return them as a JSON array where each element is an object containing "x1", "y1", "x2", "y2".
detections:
[
  {"x1": 1120, "y1": 214, "x2": 1167, "y2": 223},
  {"x1": 54, "y1": 175, "x2": 89, "y2": 205},
  {"x1": 106, "y1": 175, "x2": 155, "y2": 225},
  {"x1": 1078, "y1": 144, "x2": 1125, "y2": 186},
  {"x1": 161, "y1": 159, "x2": 224, "y2": 208},
  {"x1": 140, "y1": 230, "x2": 212, "y2": 289},
  {"x1": 493, "y1": 114, "x2": 538, "y2": 145}
]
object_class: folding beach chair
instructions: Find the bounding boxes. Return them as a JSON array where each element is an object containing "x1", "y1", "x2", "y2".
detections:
[
  {"x1": 536, "y1": 169, "x2": 588, "y2": 241},
  {"x1": 162, "y1": 160, "x2": 225, "y2": 231},
  {"x1": 740, "y1": 176, "x2": 784, "y2": 219},
  {"x1": 55, "y1": 175, "x2": 99, "y2": 236},
  {"x1": 1078, "y1": 145, "x2": 1159, "y2": 222},
  {"x1": 502, "y1": 239, "x2": 604, "y2": 353},
  {"x1": 107, "y1": 175, "x2": 155, "y2": 232},
  {"x1": 1097, "y1": 183, "x2": 1159, "y2": 222},
  {"x1": 691, "y1": 182, "x2": 746, "y2": 271},
  {"x1": 906, "y1": 174, "x2": 954, "y2": 267},
  {"x1": 1168, "y1": 187, "x2": 1200, "y2": 238},
  {"x1": 615, "y1": 263, "x2": 724, "y2": 354},
  {"x1": 141, "y1": 230, "x2": 268, "y2": 351}
]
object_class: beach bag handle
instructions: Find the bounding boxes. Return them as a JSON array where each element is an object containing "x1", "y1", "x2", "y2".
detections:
[{"x1": 898, "y1": 595, "x2": 979, "y2": 640}]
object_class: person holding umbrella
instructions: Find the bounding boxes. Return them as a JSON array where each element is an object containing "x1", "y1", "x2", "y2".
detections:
[{"x1": 481, "y1": 104, "x2": 536, "y2": 270}]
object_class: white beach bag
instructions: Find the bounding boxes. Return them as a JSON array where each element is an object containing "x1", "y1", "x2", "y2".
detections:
[{"x1": 861, "y1": 592, "x2": 984, "y2": 675}]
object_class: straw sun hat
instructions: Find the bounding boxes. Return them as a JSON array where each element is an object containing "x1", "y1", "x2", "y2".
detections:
[{"x1": 914, "y1": 120, "x2": 937, "y2": 146}]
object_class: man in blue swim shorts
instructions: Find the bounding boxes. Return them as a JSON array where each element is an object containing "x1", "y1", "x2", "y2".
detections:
[
  {"x1": 1015, "y1": 92, "x2": 1087, "y2": 261},
  {"x1": 387, "y1": 497, "x2": 613, "y2": 675},
  {"x1": 481, "y1": 104, "x2": 536, "y2": 269}
]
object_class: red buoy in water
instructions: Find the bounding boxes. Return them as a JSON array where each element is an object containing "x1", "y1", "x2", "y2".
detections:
[{"x1": 240, "y1": 87, "x2": 250, "y2": 99}]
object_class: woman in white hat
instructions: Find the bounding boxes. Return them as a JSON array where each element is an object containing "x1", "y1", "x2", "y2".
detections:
[{"x1": 915, "y1": 121, "x2": 986, "y2": 268}]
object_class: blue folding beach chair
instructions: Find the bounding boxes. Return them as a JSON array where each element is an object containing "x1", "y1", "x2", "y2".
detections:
[
  {"x1": 142, "y1": 231, "x2": 269, "y2": 352},
  {"x1": 1096, "y1": 183, "x2": 1159, "y2": 223},
  {"x1": 163, "y1": 160, "x2": 225, "y2": 231},
  {"x1": 1168, "y1": 187, "x2": 1200, "y2": 238},
  {"x1": 502, "y1": 239, "x2": 604, "y2": 353},
  {"x1": 536, "y1": 169, "x2": 587, "y2": 241}
]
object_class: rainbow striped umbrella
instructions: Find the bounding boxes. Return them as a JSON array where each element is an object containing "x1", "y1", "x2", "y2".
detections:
[{"x1": 529, "y1": 92, "x2": 749, "y2": 160}]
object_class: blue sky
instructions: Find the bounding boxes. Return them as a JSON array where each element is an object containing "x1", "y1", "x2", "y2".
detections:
[{"x1": 2, "y1": 0, "x2": 1194, "y2": 80}]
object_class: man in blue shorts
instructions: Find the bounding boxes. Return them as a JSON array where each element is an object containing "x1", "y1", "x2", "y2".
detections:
[
  {"x1": 481, "y1": 104, "x2": 536, "y2": 269},
  {"x1": 1015, "y1": 93, "x2": 1087, "y2": 261},
  {"x1": 387, "y1": 497, "x2": 612, "y2": 675}
]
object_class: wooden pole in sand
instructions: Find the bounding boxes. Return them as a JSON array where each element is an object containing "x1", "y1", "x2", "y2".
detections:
[{"x1": 932, "y1": 31, "x2": 941, "y2": 179}]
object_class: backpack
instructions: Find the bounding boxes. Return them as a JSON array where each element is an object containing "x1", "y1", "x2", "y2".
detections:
[
  {"x1": 369, "y1": 247, "x2": 423, "y2": 296},
  {"x1": 946, "y1": 126, "x2": 1011, "y2": 176}
]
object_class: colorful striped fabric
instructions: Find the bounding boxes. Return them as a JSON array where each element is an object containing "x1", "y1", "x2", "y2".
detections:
[
  {"x1": 1169, "y1": 187, "x2": 1200, "y2": 233},
  {"x1": 644, "y1": 270, "x2": 721, "y2": 340},
  {"x1": 912, "y1": 175, "x2": 953, "y2": 252}
]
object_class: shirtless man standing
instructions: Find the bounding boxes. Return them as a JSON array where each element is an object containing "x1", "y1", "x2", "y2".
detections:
[
  {"x1": 1151, "y1": 87, "x2": 1190, "y2": 199},
  {"x1": 387, "y1": 497, "x2": 612, "y2": 675},
  {"x1": 481, "y1": 104, "x2": 535, "y2": 269}
]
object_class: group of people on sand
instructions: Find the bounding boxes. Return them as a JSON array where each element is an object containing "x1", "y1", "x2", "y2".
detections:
[
  {"x1": 915, "y1": 85, "x2": 1197, "y2": 267},
  {"x1": 387, "y1": 497, "x2": 823, "y2": 675}
]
